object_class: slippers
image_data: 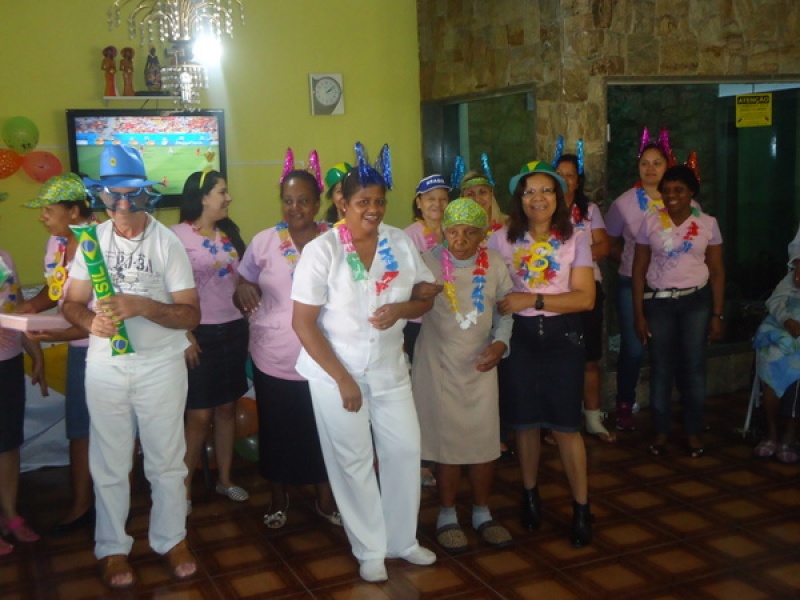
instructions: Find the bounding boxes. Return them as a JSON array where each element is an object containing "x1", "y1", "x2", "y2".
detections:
[
  {"x1": 435, "y1": 523, "x2": 469, "y2": 554},
  {"x1": 753, "y1": 439, "x2": 777, "y2": 458},
  {"x1": 475, "y1": 520, "x2": 513, "y2": 548},
  {"x1": 776, "y1": 443, "x2": 799, "y2": 464},
  {"x1": 687, "y1": 446, "x2": 705, "y2": 459},
  {"x1": 0, "y1": 517, "x2": 40, "y2": 543},
  {"x1": 165, "y1": 540, "x2": 196, "y2": 582},
  {"x1": 215, "y1": 482, "x2": 249, "y2": 502},
  {"x1": 648, "y1": 444, "x2": 667, "y2": 457},
  {"x1": 100, "y1": 554, "x2": 136, "y2": 590}
]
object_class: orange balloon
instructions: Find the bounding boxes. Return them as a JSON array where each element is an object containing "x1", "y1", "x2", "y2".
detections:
[
  {"x1": 235, "y1": 396, "x2": 259, "y2": 439},
  {"x1": 22, "y1": 151, "x2": 62, "y2": 183},
  {"x1": 0, "y1": 149, "x2": 22, "y2": 179}
]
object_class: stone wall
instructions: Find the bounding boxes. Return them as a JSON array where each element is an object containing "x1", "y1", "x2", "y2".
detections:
[{"x1": 417, "y1": 0, "x2": 800, "y2": 196}]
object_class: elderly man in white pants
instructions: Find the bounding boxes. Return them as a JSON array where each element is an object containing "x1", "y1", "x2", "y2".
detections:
[{"x1": 63, "y1": 144, "x2": 199, "y2": 590}]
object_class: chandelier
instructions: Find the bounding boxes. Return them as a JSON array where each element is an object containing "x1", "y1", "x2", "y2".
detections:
[{"x1": 107, "y1": 0, "x2": 245, "y2": 106}]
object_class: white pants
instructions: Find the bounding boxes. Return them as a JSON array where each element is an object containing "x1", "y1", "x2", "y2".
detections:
[
  {"x1": 309, "y1": 377, "x2": 422, "y2": 562},
  {"x1": 86, "y1": 354, "x2": 188, "y2": 558}
]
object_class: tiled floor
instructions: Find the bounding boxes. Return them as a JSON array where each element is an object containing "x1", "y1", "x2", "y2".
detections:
[{"x1": 3, "y1": 391, "x2": 799, "y2": 599}]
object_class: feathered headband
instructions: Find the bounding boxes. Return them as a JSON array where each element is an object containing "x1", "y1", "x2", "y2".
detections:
[
  {"x1": 551, "y1": 135, "x2": 585, "y2": 175},
  {"x1": 453, "y1": 153, "x2": 495, "y2": 190},
  {"x1": 638, "y1": 126, "x2": 677, "y2": 167},
  {"x1": 354, "y1": 141, "x2": 393, "y2": 190},
  {"x1": 279, "y1": 147, "x2": 324, "y2": 192}
]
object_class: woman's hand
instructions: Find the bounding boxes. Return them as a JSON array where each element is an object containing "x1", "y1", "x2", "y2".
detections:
[
  {"x1": 411, "y1": 281, "x2": 443, "y2": 302},
  {"x1": 497, "y1": 292, "x2": 534, "y2": 316},
  {"x1": 786, "y1": 318, "x2": 800, "y2": 338},
  {"x1": 337, "y1": 373, "x2": 363, "y2": 412},
  {"x1": 369, "y1": 303, "x2": 403, "y2": 330},
  {"x1": 184, "y1": 331, "x2": 201, "y2": 369},
  {"x1": 634, "y1": 313, "x2": 650, "y2": 345},
  {"x1": 235, "y1": 280, "x2": 262, "y2": 316},
  {"x1": 475, "y1": 341, "x2": 506, "y2": 372},
  {"x1": 708, "y1": 317, "x2": 724, "y2": 343}
]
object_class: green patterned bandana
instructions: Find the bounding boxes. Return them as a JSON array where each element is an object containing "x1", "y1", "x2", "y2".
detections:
[
  {"x1": 25, "y1": 173, "x2": 87, "y2": 208},
  {"x1": 443, "y1": 198, "x2": 488, "y2": 230}
]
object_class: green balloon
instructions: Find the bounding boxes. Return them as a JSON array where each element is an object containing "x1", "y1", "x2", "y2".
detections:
[
  {"x1": 234, "y1": 434, "x2": 259, "y2": 462},
  {"x1": 2, "y1": 116, "x2": 39, "y2": 155}
]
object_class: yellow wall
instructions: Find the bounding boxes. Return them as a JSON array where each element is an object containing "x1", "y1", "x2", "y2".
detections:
[{"x1": 0, "y1": 0, "x2": 422, "y2": 284}]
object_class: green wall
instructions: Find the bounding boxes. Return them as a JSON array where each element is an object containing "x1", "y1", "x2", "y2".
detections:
[{"x1": 0, "y1": 0, "x2": 422, "y2": 284}]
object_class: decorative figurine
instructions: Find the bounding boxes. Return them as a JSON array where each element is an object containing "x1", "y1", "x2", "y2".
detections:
[
  {"x1": 120, "y1": 47, "x2": 135, "y2": 96},
  {"x1": 102, "y1": 45, "x2": 118, "y2": 97},
  {"x1": 145, "y1": 47, "x2": 162, "y2": 92}
]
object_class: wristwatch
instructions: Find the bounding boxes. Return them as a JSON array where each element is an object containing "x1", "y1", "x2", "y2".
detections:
[{"x1": 535, "y1": 293, "x2": 545, "y2": 310}]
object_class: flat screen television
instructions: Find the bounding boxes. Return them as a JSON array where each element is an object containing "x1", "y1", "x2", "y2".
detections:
[{"x1": 65, "y1": 108, "x2": 227, "y2": 209}]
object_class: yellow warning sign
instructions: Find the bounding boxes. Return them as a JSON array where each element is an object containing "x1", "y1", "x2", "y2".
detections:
[{"x1": 736, "y1": 93, "x2": 772, "y2": 128}]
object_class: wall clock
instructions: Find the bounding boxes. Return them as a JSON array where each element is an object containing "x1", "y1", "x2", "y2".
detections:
[{"x1": 310, "y1": 73, "x2": 344, "y2": 115}]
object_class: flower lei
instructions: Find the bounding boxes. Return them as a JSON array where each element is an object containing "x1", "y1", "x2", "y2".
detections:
[
  {"x1": 45, "y1": 236, "x2": 69, "y2": 300},
  {"x1": 636, "y1": 182, "x2": 664, "y2": 213},
  {"x1": 485, "y1": 221, "x2": 503, "y2": 240},
  {"x1": 417, "y1": 219, "x2": 439, "y2": 250},
  {"x1": 512, "y1": 231, "x2": 563, "y2": 289},
  {"x1": 276, "y1": 221, "x2": 328, "y2": 270},
  {"x1": 0, "y1": 256, "x2": 18, "y2": 313},
  {"x1": 442, "y1": 247, "x2": 487, "y2": 329},
  {"x1": 336, "y1": 223, "x2": 399, "y2": 295},
  {"x1": 657, "y1": 206, "x2": 701, "y2": 257},
  {"x1": 190, "y1": 223, "x2": 238, "y2": 278}
]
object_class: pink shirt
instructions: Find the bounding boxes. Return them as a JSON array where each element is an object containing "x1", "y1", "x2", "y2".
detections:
[
  {"x1": 571, "y1": 203, "x2": 605, "y2": 283},
  {"x1": 404, "y1": 220, "x2": 440, "y2": 325},
  {"x1": 238, "y1": 223, "x2": 328, "y2": 380},
  {"x1": 171, "y1": 223, "x2": 242, "y2": 325},
  {"x1": 0, "y1": 249, "x2": 23, "y2": 360},
  {"x1": 488, "y1": 226, "x2": 592, "y2": 317},
  {"x1": 635, "y1": 209, "x2": 722, "y2": 290},
  {"x1": 605, "y1": 186, "x2": 663, "y2": 277},
  {"x1": 43, "y1": 235, "x2": 90, "y2": 348}
]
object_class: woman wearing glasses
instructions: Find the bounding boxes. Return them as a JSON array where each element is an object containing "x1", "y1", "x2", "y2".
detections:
[
  {"x1": 488, "y1": 161, "x2": 595, "y2": 548},
  {"x1": 172, "y1": 170, "x2": 250, "y2": 510}
]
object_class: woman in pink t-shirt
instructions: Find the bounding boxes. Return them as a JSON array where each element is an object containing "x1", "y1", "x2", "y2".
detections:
[
  {"x1": 172, "y1": 169, "x2": 250, "y2": 507},
  {"x1": 488, "y1": 161, "x2": 595, "y2": 548},
  {"x1": 236, "y1": 170, "x2": 339, "y2": 529},
  {"x1": 632, "y1": 165, "x2": 725, "y2": 458}
]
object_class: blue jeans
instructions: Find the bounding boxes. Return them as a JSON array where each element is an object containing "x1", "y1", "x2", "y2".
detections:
[
  {"x1": 615, "y1": 275, "x2": 645, "y2": 406},
  {"x1": 644, "y1": 286, "x2": 711, "y2": 436}
]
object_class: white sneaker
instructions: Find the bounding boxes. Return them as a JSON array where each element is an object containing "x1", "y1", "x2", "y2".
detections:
[
  {"x1": 359, "y1": 559, "x2": 388, "y2": 582},
  {"x1": 389, "y1": 545, "x2": 437, "y2": 566}
]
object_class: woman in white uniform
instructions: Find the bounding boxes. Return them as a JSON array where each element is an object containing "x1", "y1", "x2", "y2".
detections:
[{"x1": 291, "y1": 151, "x2": 440, "y2": 583}]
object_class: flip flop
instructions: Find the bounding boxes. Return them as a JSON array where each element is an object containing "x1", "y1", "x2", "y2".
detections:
[{"x1": 776, "y1": 443, "x2": 799, "y2": 464}]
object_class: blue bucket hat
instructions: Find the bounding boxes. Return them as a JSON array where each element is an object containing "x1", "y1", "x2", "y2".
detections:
[
  {"x1": 508, "y1": 161, "x2": 567, "y2": 195},
  {"x1": 82, "y1": 145, "x2": 162, "y2": 189},
  {"x1": 415, "y1": 174, "x2": 450, "y2": 195}
]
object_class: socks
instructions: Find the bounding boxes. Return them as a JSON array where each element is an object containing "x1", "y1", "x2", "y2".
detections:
[
  {"x1": 436, "y1": 506, "x2": 458, "y2": 530},
  {"x1": 472, "y1": 504, "x2": 492, "y2": 529}
]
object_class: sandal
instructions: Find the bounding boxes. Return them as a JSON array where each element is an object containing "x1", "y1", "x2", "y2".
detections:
[
  {"x1": 435, "y1": 523, "x2": 469, "y2": 554},
  {"x1": 0, "y1": 516, "x2": 40, "y2": 543},
  {"x1": 264, "y1": 494, "x2": 289, "y2": 529},
  {"x1": 754, "y1": 439, "x2": 777, "y2": 458},
  {"x1": 776, "y1": 443, "x2": 799, "y2": 464},
  {"x1": 475, "y1": 519, "x2": 513, "y2": 548},
  {"x1": 165, "y1": 540, "x2": 196, "y2": 582},
  {"x1": 100, "y1": 554, "x2": 136, "y2": 590},
  {"x1": 585, "y1": 410, "x2": 617, "y2": 443},
  {"x1": 215, "y1": 482, "x2": 249, "y2": 502},
  {"x1": 543, "y1": 431, "x2": 557, "y2": 446},
  {"x1": 316, "y1": 503, "x2": 343, "y2": 527}
]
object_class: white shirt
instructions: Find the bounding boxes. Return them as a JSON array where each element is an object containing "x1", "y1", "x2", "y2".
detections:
[{"x1": 291, "y1": 224, "x2": 435, "y2": 387}]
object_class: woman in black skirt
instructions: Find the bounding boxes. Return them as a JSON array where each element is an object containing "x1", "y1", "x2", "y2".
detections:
[{"x1": 236, "y1": 168, "x2": 340, "y2": 529}]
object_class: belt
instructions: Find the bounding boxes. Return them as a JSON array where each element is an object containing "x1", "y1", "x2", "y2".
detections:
[{"x1": 643, "y1": 281, "x2": 706, "y2": 300}]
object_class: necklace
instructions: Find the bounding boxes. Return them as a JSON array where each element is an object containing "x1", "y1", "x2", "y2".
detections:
[
  {"x1": 512, "y1": 230, "x2": 563, "y2": 289},
  {"x1": 417, "y1": 219, "x2": 439, "y2": 250},
  {"x1": 189, "y1": 222, "x2": 237, "y2": 278},
  {"x1": 656, "y1": 206, "x2": 701, "y2": 257},
  {"x1": 636, "y1": 183, "x2": 664, "y2": 213},
  {"x1": 45, "y1": 236, "x2": 68, "y2": 300},
  {"x1": 276, "y1": 221, "x2": 328, "y2": 270},
  {"x1": 441, "y1": 247, "x2": 487, "y2": 329},
  {"x1": 336, "y1": 223, "x2": 399, "y2": 295},
  {"x1": 108, "y1": 221, "x2": 149, "y2": 287}
]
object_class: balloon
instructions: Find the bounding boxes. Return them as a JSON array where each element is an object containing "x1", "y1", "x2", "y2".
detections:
[
  {"x1": 234, "y1": 434, "x2": 259, "y2": 462},
  {"x1": 22, "y1": 151, "x2": 62, "y2": 183},
  {"x1": 0, "y1": 149, "x2": 22, "y2": 179},
  {"x1": 2, "y1": 116, "x2": 39, "y2": 154},
  {"x1": 235, "y1": 396, "x2": 259, "y2": 439}
]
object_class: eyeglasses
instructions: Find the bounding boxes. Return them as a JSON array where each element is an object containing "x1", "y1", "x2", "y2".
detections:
[
  {"x1": 522, "y1": 187, "x2": 556, "y2": 197},
  {"x1": 92, "y1": 187, "x2": 161, "y2": 213}
]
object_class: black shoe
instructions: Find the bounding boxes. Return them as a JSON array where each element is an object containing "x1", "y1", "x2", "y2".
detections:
[
  {"x1": 570, "y1": 500, "x2": 593, "y2": 548},
  {"x1": 521, "y1": 487, "x2": 541, "y2": 531},
  {"x1": 50, "y1": 507, "x2": 95, "y2": 535}
]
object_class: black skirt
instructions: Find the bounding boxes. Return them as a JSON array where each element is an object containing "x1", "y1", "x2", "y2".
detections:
[
  {"x1": 254, "y1": 368, "x2": 329, "y2": 485},
  {"x1": 0, "y1": 354, "x2": 25, "y2": 453},
  {"x1": 187, "y1": 319, "x2": 249, "y2": 410}
]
